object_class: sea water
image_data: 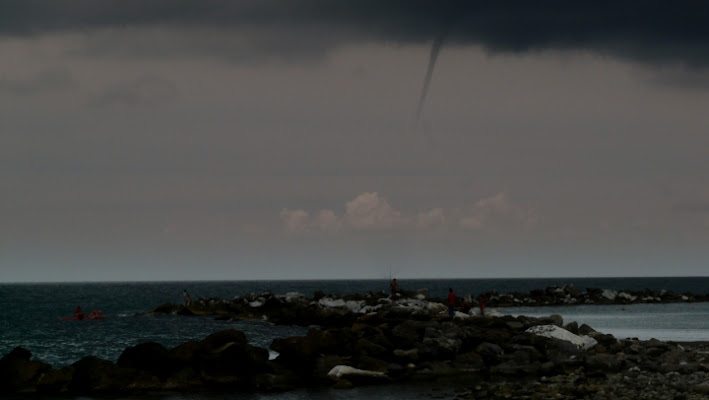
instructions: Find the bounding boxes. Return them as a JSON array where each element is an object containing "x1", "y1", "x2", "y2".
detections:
[{"x1": 1, "y1": 278, "x2": 709, "y2": 399}]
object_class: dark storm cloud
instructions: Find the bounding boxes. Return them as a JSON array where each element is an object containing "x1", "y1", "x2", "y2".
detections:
[{"x1": 2, "y1": 1, "x2": 709, "y2": 67}]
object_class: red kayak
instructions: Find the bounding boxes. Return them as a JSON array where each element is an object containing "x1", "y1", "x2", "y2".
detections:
[{"x1": 59, "y1": 310, "x2": 105, "y2": 321}]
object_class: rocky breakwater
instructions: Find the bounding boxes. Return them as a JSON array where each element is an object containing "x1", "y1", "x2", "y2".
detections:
[
  {"x1": 151, "y1": 285, "x2": 709, "y2": 326},
  {"x1": 3, "y1": 292, "x2": 709, "y2": 398},
  {"x1": 151, "y1": 289, "x2": 433, "y2": 326},
  {"x1": 463, "y1": 284, "x2": 709, "y2": 308}
]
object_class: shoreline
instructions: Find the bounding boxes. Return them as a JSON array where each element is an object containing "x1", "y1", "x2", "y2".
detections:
[{"x1": 3, "y1": 288, "x2": 709, "y2": 398}]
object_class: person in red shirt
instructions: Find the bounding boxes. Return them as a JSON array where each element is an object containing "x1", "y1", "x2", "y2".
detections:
[
  {"x1": 74, "y1": 306, "x2": 85, "y2": 320},
  {"x1": 447, "y1": 288, "x2": 456, "y2": 318},
  {"x1": 390, "y1": 279, "x2": 399, "y2": 302}
]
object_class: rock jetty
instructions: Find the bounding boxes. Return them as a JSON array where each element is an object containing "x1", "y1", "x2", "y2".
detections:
[
  {"x1": 475, "y1": 284, "x2": 709, "y2": 307},
  {"x1": 3, "y1": 289, "x2": 709, "y2": 399},
  {"x1": 150, "y1": 284, "x2": 709, "y2": 326}
]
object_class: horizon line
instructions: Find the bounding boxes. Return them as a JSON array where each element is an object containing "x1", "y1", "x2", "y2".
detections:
[{"x1": 3, "y1": 275, "x2": 709, "y2": 284}]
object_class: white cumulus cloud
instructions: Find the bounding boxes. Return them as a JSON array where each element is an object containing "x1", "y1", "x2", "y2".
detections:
[
  {"x1": 280, "y1": 208, "x2": 310, "y2": 234},
  {"x1": 315, "y1": 209, "x2": 340, "y2": 233},
  {"x1": 416, "y1": 208, "x2": 446, "y2": 230},
  {"x1": 458, "y1": 193, "x2": 537, "y2": 230},
  {"x1": 280, "y1": 192, "x2": 536, "y2": 235},
  {"x1": 343, "y1": 192, "x2": 405, "y2": 230}
]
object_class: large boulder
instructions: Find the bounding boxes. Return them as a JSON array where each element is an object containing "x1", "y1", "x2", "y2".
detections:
[
  {"x1": 0, "y1": 347, "x2": 52, "y2": 394},
  {"x1": 420, "y1": 336, "x2": 462, "y2": 360},
  {"x1": 36, "y1": 366, "x2": 74, "y2": 394},
  {"x1": 1, "y1": 347, "x2": 31, "y2": 362},
  {"x1": 355, "y1": 338, "x2": 388, "y2": 358},
  {"x1": 179, "y1": 329, "x2": 271, "y2": 382},
  {"x1": 526, "y1": 325, "x2": 597, "y2": 350},
  {"x1": 270, "y1": 336, "x2": 312, "y2": 360},
  {"x1": 168, "y1": 340, "x2": 202, "y2": 368},
  {"x1": 541, "y1": 337, "x2": 584, "y2": 374},
  {"x1": 163, "y1": 367, "x2": 202, "y2": 390},
  {"x1": 475, "y1": 342, "x2": 503, "y2": 365},
  {"x1": 199, "y1": 341, "x2": 270, "y2": 379},
  {"x1": 69, "y1": 356, "x2": 147, "y2": 393},
  {"x1": 454, "y1": 351, "x2": 485, "y2": 370},
  {"x1": 327, "y1": 365, "x2": 390, "y2": 386},
  {"x1": 315, "y1": 328, "x2": 358, "y2": 355},
  {"x1": 200, "y1": 329, "x2": 248, "y2": 351},
  {"x1": 117, "y1": 342, "x2": 174, "y2": 380},
  {"x1": 390, "y1": 320, "x2": 439, "y2": 348}
]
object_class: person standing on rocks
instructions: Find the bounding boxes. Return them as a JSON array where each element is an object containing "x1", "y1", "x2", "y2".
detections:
[
  {"x1": 478, "y1": 294, "x2": 486, "y2": 316},
  {"x1": 390, "y1": 279, "x2": 399, "y2": 302},
  {"x1": 74, "y1": 306, "x2": 85, "y2": 320},
  {"x1": 183, "y1": 290, "x2": 192, "y2": 306},
  {"x1": 448, "y1": 288, "x2": 457, "y2": 318}
]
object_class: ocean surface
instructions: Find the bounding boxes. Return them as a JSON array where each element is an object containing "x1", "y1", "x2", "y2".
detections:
[{"x1": 1, "y1": 277, "x2": 709, "y2": 399}]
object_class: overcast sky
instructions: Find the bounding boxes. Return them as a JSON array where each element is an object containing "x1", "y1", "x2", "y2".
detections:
[{"x1": 2, "y1": 1, "x2": 709, "y2": 282}]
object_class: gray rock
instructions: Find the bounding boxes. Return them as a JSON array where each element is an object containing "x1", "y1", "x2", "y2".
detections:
[
  {"x1": 506, "y1": 321, "x2": 525, "y2": 330},
  {"x1": 354, "y1": 339, "x2": 387, "y2": 358},
  {"x1": 578, "y1": 323, "x2": 596, "y2": 335},
  {"x1": 393, "y1": 348, "x2": 419, "y2": 362},
  {"x1": 694, "y1": 381, "x2": 709, "y2": 394},
  {"x1": 491, "y1": 360, "x2": 542, "y2": 377},
  {"x1": 475, "y1": 342, "x2": 503, "y2": 365},
  {"x1": 564, "y1": 321, "x2": 579, "y2": 334},
  {"x1": 586, "y1": 353, "x2": 623, "y2": 373},
  {"x1": 548, "y1": 314, "x2": 563, "y2": 327},
  {"x1": 420, "y1": 336, "x2": 461, "y2": 360},
  {"x1": 117, "y1": 342, "x2": 173, "y2": 380}
]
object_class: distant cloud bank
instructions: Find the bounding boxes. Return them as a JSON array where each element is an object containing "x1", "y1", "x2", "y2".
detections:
[{"x1": 280, "y1": 192, "x2": 536, "y2": 235}]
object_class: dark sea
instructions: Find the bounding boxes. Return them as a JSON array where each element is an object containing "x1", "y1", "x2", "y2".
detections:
[{"x1": 2, "y1": 277, "x2": 709, "y2": 399}]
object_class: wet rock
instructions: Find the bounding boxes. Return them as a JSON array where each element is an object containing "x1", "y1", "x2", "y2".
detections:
[
  {"x1": 1, "y1": 347, "x2": 32, "y2": 362},
  {"x1": 491, "y1": 360, "x2": 543, "y2": 377},
  {"x1": 588, "y1": 331, "x2": 617, "y2": 348},
  {"x1": 0, "y1": 347, "x2": 51, "y2": 394},
  {"x1": 163, "y1": 367, "x2": 201, "y2": 390},
  {"x1": 201, "y1": 329, "x2": 249, "y2": 351},
  {"x1": 586, "y1": 353, "x2": 623, "y2": 373},
  {"x1": 475, "y1": 342, "x2": 503, "y2": 365},
  {"x1": 694, "y1": 381, "x2": 709, "y2": 394},
  {"x1": 117, "y1": 342, "x2": 174, "y2": 380},
  {"x1": 202, "y1": 340, "x2": 270, "y2": 378},
  {"x1": 168, "y1": 339, "x2": 201, "y2": 368},
  {"x1": 390, "y1": 320, "x2": 430, "y2": 347},
  {"x1": 327, "y1": 365, "x2": 390, "y2": 386},
  {"x1": 578, "y1": 323, "x2": 596, "y2": 335},
  {"x1": 564, "y1": 321, "x2": 579, "y2": 334},
  {"x1": 36, "y1": 366, "x2": 74, "y2": 393},
  {"x1": 69, "y1": 356, "x2": 135, "y2": 393},
  {"x1": 354, "y1": 355, "x2": 389, "y2": 373},
  {"x1": 354, "y1": 338, "x2": 388, "y2": 358},
  {"x1": 393, "y1": 348, "x2": 419, "y2": 362},
  {"x1": 420, "y1": 336, "x2": 461, "y2": 360}
]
